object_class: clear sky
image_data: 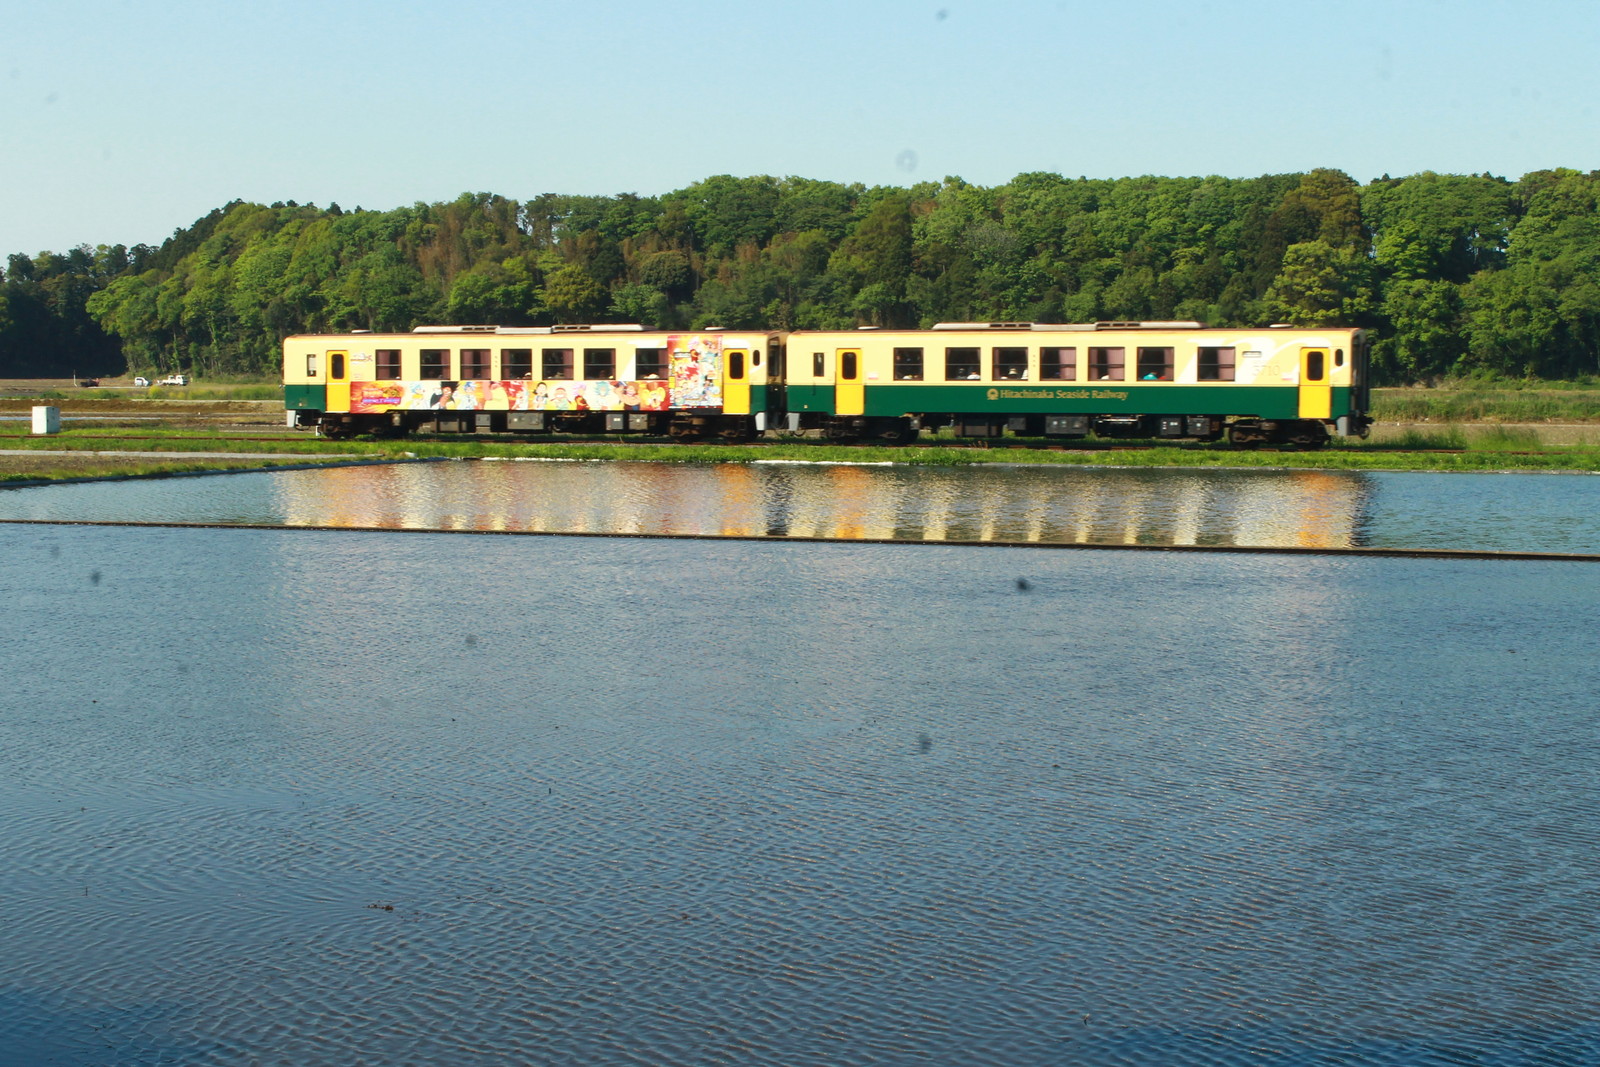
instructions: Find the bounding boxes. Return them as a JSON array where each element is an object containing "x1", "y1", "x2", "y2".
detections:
[{"x1": 4, "y1": 0, "x2": 1596, "y2": 258}]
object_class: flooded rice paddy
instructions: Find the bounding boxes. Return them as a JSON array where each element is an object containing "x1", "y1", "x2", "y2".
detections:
[
  {"x1": 1, "y1": 459, "x2": 1600, "y2": 553},
  {"x1": 2, "y1": 461, "x2": 1599, "y2": 1065}
]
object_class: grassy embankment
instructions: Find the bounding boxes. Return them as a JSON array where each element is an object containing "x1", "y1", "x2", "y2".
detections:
[
  {"x1": 1, "y1": 379, "x2": 1598, "y2": 483},
  {"x1": 1371, "y1": 378, "x2": 1600, "y2": 424}
]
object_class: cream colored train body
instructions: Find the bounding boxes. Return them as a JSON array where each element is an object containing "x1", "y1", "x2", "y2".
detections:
[{"x1": 286, "y1": 321, "x2": 1369, "y2": 446}]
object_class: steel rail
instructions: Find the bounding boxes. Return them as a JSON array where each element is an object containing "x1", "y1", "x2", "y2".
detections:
[{"x1": 1, "y1": 516, "x2": 1595, "y2": 562}]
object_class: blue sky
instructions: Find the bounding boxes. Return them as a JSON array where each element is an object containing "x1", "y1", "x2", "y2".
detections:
[{"x1": 3, "y1": 0, "x2": 1595, "y2": 257}]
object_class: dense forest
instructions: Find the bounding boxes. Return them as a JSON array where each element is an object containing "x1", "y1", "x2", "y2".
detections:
[{"x1": 3, "y1": 167, "x2": 1599, "y2": 384}]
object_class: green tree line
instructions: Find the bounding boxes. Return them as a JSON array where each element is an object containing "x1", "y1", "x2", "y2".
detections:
[{"x1": 4, "y1": 167, "x2": 1599, "y2": 383}]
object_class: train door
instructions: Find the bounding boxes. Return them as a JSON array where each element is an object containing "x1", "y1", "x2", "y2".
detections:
[
  {"x1": 835, "y1": 348, "x2": 864, "y2": 416},
  {"x1": 724, "y1": 348, "x2": 750, "y2": 415},
  {"x1": 1298, "y1": 347, "x2": 1330, "y2": 419},
  {"x1": 327, "y1": 349, "x2": 351, "y2": 413}
]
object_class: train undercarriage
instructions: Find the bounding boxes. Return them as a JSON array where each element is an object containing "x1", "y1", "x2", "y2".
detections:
[
  {"x1": 309, "y1": 408, "x2": 763, "y2": 442},
  {"x1": 310, "y1": 409, "x2": 1343, "y2": 449}
]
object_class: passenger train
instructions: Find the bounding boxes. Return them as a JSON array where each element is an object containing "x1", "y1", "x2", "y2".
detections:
[{"x1": 284, "y1": 321, "x2": 1371, "y2": 447}]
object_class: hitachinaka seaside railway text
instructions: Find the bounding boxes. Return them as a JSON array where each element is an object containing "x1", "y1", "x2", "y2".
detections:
[{"x1": 286, "y1": 321, "x2": 1371, "y2": 448}]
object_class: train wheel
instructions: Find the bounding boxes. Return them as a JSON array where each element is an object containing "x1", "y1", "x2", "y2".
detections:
[
  {"x1": 1227, "y1": 425, "x2": 1264, "y2": 448},
  {"x1": 1285, "y1": 423, "x2": 1330, "y2": 450},
  {"x1": 875, "y1": 419, "x2": 920, "y2": 445},
  {"x1": 318, "y1": 419, "x2": 355, "y2": 440}
]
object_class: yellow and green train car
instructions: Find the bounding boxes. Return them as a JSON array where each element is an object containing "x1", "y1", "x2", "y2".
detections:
[
  {"x1": 285, "y1": 325, "x2": 785, "y2": 440},
  {"x1": 785, "y1": 322, "x2": 1371, "y2": 446}
]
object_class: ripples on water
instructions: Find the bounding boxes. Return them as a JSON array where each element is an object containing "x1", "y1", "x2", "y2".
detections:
[
  {"x1": 3, "y1": 521, "x2": 1600, "y2": 1065},
  {"x1": 1, "y1": 459, "x2": 1599, "y2": 553}
]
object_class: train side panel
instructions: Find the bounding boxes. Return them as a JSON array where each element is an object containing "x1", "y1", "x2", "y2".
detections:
[
  {"x1": 786, "y1": 323, "x2": 1370, "y2": 445},
  {"x1": 284, "y1": 327, "x2": 782, "y2": 439}
]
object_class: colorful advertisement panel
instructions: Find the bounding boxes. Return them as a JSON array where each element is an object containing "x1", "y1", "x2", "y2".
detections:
[
  {"x1": 530, "y1": 380, "x2": 670, "y2": 411},
  {"x1": 349, "y1": 380, "x2": 673, "y2": 413},
  {"x1": 668, "y1": 334, "x2": 723, "y2": 408}
]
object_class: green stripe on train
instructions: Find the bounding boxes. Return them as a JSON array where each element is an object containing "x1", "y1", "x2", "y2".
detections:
[
  {"x1": 852, "y1": 384, "x2": 1353, "y2": 419},
  {"x1": 285, "y1": 384, "x2": 326, "y2": 410},
  {"x1": 787, "y1": 384, "x2": 837, "y2": 412}
]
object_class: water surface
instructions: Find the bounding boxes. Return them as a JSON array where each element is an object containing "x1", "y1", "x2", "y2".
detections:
[
  {"x1": 3, "y1": 523, "x2": 1599, "y2": 1065},
  {"x1": 2, "y1": 460, "x2": 1599, "y2": 553}
]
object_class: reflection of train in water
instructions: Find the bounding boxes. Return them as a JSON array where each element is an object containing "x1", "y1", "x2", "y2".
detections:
[
  {"x1": 285, "y1": 321, "x2": 1371, "y2": 447},
  {"x1": 275, "y1": 462, "x2": 1376, "y2": 549}
]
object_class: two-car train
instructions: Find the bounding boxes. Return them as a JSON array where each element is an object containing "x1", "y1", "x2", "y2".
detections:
[{"x1": 284, "y1": 321, "x2": 1371, "y2": 447}]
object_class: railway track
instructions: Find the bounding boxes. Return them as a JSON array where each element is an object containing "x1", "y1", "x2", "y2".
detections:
[{"x1": 3, "y1": 429, "x2": 1485, "y2": 457}]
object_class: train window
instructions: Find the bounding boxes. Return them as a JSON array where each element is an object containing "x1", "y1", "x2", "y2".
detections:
[
  {"x1": 330, "y1": 352, "x2": 346, "y2": 380},
  {"x1": 992, "y1": 347, "x2": 1028, "y2": 380},
  {"x1": 772, "y1": 344, "x2": 785, "y2": 378},
  {"x1": 461, "y1": 348, "x2": 491, "y2": 379},
  {"x1": 894, "y1": 347, "x2": 924, "y2": 380},
  {"x1": 1305, "y1": 350, "x2": 1326, "y2": 382},
  {"x1": 421, "y1": 349, "x2": 449, "y2": 379},
  {"x1": 583, "y1": 348, "x2": 616, "y2": 379},
  {"x1": 1040, "y1": 347, "x2": 1076, "y2": 381},
  {"x1": 813, "y1": 352, "x2": 825, "y2": 376},
  {"x1": 1197, "y1": 347, "x2": 1235, "y2": 381},
  {"x1": 502, "y1": 348, "x2": 533, "y2": 379},
  {"x1": 1334, "y1": 348, "x2": 1345, "y2": 368},
  {"x1": 305, "y1": 354, "x2": 317, "y2": 377},
  {"x1": 542, "y1": 348, "x2": 574, "y2": 380},
  {"x1": 752, "y1": 349, "x2": 762, "y2": 367},
  {"x1": 635, "y1": 348, "x2": 666, "y2": 379},
  {"x1": 729, "y1": 351, "x2": 746, "y2": 379},
  {"x1": 1088, "y1": 347, "x2": 1125, "y2": 381},
  {"x1": 945, "y1": 347, "x2": 981, "y2": 380},
  {"x1": 375, "y1": 349, "x2": 401, "y2": 380},
  {"x1": 1136, "y1": 347, "x2": 1173, "y2": 381},
  {"x1": 841, "y1": 351, "x2": 858, "y2": 379}
]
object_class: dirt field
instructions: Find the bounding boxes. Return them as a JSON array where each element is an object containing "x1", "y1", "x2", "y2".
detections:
[
  {"x1": 0, "y1": 384, "x2": 283, "y2": 427},
  {"x1": 0, "y1": 378, "x2": 151, "y2": 393}
]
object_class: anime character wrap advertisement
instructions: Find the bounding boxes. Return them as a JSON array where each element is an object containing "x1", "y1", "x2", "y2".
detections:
[
  {"x1": 668, "y1": 334, "x2": 723, "y2": 408},
  {"x1": 529, "y1": 380, "x2": 670, "y2": 412},
  {"x1": 349, "y1": 381, "x2": 529, "y2": 413}
]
